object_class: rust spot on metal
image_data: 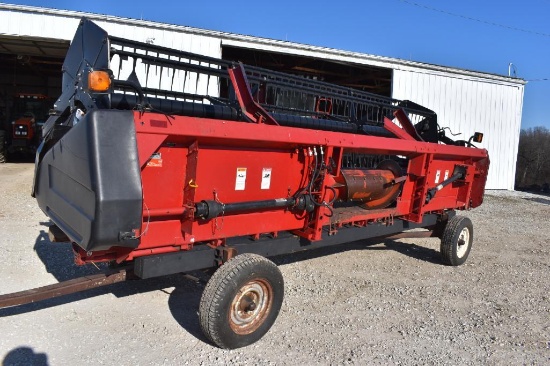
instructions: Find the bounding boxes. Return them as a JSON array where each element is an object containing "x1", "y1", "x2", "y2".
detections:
[
  {"x1": 229, "y1": 279, "x2": 273, "y2": 335},
  {"x1": 331, "y1": 160, "x2": 404, "y2": 209},
  {"x1": 48, "y1": 225, "x2": 70, "y2": 243},
  {"x1": 217, "y1": 247, "x2": 237, "y2": 263},
  {"x1": 0, "y1": 267, "x2": 132, "y2": 309}
]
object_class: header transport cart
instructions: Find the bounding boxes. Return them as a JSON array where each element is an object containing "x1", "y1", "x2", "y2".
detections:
[{"x1": 0, "y1": 19, "x2": 489, "y2": 349}]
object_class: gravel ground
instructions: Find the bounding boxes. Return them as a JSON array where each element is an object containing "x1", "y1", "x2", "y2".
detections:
[{"x1": 0, "y1": 163, "x2": 549, "y2": 365}]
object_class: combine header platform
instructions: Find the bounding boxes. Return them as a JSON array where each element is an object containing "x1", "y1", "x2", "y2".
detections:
[{"x1": 2, "y1": 19, "x2": 489, "y2": 349}]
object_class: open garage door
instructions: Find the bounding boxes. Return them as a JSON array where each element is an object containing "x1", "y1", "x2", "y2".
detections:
[
  {"x1": 222, "y1": 45, "x2": 393, "y2": 97},
  {"x1": 0, "y1": 35, "x2": 68, "y2": 125},
  {"x1": 0, "y1": 35, "x2": 68, "y2": 161}
]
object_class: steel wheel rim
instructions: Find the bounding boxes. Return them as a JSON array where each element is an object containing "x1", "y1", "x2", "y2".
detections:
[
  {"x1": 229, "y1": 279, "x2": 273, "y2": 335},
  {"x1": 456, "y1": 226, "x2": 470, "y2": 258}
]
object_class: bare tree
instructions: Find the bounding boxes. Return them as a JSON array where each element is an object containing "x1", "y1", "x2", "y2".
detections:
[{"x1": 515, "y1": 127, "x2": 550, "y2": 191}]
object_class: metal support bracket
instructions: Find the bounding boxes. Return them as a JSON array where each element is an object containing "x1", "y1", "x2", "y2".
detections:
[{"x1": 227, "y1": 63, "x2": 279, "y2": 125}]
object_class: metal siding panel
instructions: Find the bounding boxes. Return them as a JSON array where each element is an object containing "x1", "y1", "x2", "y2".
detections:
[
  {"x1": 507, "y1": 86, "x2": 522, "y2": 190},
  {"x1": 430, "y1": 74, "x2": 439, "y2": 114},
  {"x1": 13, "y1": 11, "x2": 25, "y2": 35},
  {"x1": 469, "y1": 81, "x2": 480, "y2": 145},
  {"x1": 486, "y1": 85, "x2": 495, "y2": 187},
  {"x1": 499, "y1": 95, "x2": 507, "y2": 188},
  {"x1": 470, "y1": 81, "x2": 479, "y2": 137},
  {"x1": 0, "y1": 10, "x2": 11, "y2": 34},
  {"x1": 393, "y1": 70, "x2": 404, "y2": 99},
  {"x1": 443, "y1": 77, "x2": 455, "y2": 132},
  {"x1": 181, "y1": 33, "x2": 194, "y2": 53},
  {"x1": 407, "y1": 72, "x2": 414, "y2": 102},
  {"x1": 512, "y1": 87, "x2": 524, "y2": 189},
  {"x1": 402, "y1": 71, "x2": 411, "y2": 102},
  {"x1": 1, "y1": 8, "x2": 524, "y2": 189},
  {"x1": 401, "y1": 71, "x2": 409, "y2": 100},
  {"x1": 500, "y1": 87, "x2": 511, "y2": 189},
  {"x1": 451, "y1": 78, "x2": 460, "y2": 134},
  {"x1": 129, "y1": 26, "x2": 148, "y2": 45},
  {"x1": 461, "y1": 80, "x2": 471, "y2": 137},
  {"x1": 64, "y1": 17, "x2": 78, "y2": 39},
  {"x1": 30, "y1": 12, "x2": 42, "y2": 36},
  {"x1": 432, "y1": 75, "x2": 442, "y2": 122},
  {"x1": 393, "y1": 70, "x2": 523, "y2": 189},
  {"x1": 490, "y1": 85, "x2": 503, "y2": 188},
  {"x1": 438, "y1": 77, "x2": 448, "y2": 128},
  {"x1": 43, "y1": 14, "x2": 74, "y2": 40},
  {"x1": 455, "y1": 78, "x2": 464, "y2": 132},
  {"x1": 483, "y1": 84, "x2": 498, "y2": 188},
  {"x1": 416, "y1": 72, "x2": 424, "y2": 104},
  {"x1": 421, "y1": 73, "x2": 429, "y2": 106},
  {"x1": 1, "y1": 10, "x2": 77, "y2": 39},
  {"x1": 407, "y1": 71, "x2": 415, "y2": 102},
  {"x1": 496, "y1": 86, "x2": 507, "y2": 189},
  {"x1": 510, "y1": 88, "x2": 519, "y2": 190},
  {"x1": 462, "y1": 80, "x2": 471, "y2": 140}
]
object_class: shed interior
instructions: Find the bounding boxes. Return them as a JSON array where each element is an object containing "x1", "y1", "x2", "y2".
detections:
[
  {"x1": 0, "y1": 36, "x2": 394, "y2": 131},
  {"x1": 0, "y1": 35, "x2": 67, "y2": 133},
  {"x1": 222, "y1": 45, "x2": 393, "y2": 97}
]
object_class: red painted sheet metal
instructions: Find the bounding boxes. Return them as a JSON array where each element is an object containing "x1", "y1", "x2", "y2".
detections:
[
  {"x1": 75, "y1": 111, "x2": 489, "y2": 264},
  {"x1": 133, "y1": 112, "x2": 488, "y2": 161},
  {"x1": 393, "y1": 109, "x2": 424, "y2": 141},
  {"x1": 383, "y1": 116, "x2": 416, "y2": 141}
]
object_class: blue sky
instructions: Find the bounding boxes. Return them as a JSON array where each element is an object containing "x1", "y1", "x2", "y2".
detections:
[{"x1": 7, "y1": 0, "x2": 550, "y2": 129}]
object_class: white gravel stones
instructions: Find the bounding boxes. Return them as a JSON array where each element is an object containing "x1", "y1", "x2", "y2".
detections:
[{"x1": 0, "y1": 164, "x2": 548, "y2": 364}]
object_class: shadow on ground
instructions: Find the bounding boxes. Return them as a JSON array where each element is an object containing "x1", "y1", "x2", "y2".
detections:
[
  {"x1": 523, "y1": 196, "x2": 550, "y2": 205},
  {"x1": 2, "y1": 153, "x2": 34, "y2": 164},
  {"x1": 3, "y1": 227, "x2": 444, "y2": 343},
  {"x1": 3, "y1": 346, "x2": 48, "y2": 366}
]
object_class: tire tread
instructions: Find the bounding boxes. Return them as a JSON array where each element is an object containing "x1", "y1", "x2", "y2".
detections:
[
  {"x1": 199, "y1": 253, "x2": 282, "y2": 349},
  {"x1": 440, "y1": 215, "x2": 473, "y2": 266}
]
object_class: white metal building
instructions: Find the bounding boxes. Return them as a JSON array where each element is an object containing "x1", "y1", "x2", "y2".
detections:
[{"x1": 0, "y1": 3, "x2": 525, "y2": 189}]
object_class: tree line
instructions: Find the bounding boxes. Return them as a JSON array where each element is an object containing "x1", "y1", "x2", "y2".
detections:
[{"x1": 515, "y1": 126, "x2": 550, "y2": 192}]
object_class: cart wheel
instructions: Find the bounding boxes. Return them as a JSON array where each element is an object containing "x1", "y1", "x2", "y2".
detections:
[
  {"x1": 199, "y1": 253, "x2": 284, "y2": 349},
  {"x1": 440, "y1": 215, "x2": 473, "y2": 266}
]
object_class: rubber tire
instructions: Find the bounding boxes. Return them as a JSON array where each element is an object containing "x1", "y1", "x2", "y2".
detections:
[
  {"x1": 0, "y1": 130, "x2": 6, "y2": 163},
  {"x1": 199, "y1": 253, "x2": 284, "y2": 349},
  {"x1": 440, "y1": 215, "x2": 473, "y2": 266}
]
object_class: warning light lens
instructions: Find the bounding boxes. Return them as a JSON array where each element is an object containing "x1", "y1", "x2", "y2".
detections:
[
  {"x1": 88, "y1": 70, "x2": 111, "y2": 92},
  {"x1": 473, "y1": 132, "x2": 484, "y2": 143}
]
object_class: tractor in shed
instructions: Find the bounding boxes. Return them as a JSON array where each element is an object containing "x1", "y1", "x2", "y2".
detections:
[{"x1": 0, "y1": 93, "x2": 50, "y2": 162}]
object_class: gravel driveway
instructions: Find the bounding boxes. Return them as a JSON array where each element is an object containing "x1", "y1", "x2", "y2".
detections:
[{"x1": 0, "y1": 163, "x2": 548, "y2": 365}]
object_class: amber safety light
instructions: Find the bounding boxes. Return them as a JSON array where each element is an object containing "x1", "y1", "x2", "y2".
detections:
[
  {"x1": 473, "y1": 132, "x2": 484, "y2": 143},
  {"x1": 88, "y1": 70, "x2": 111, "y2": 92}
]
